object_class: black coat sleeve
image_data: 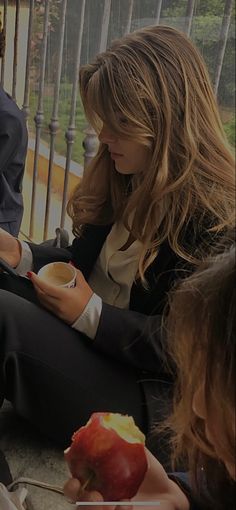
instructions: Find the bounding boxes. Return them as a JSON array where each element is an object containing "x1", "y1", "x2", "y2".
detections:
[
  {"x1": 0, "y1": 111, "x2": 22, "y2": 175},
  {"x1": 28, "y1": 243, "x2": 72, "y2": 272},
  {"x1": 93, "y1": 302, "x2": 171, "y2": 376},
  {"x1": 28, "y1": 225, "x2": 111, "y2": 273}
]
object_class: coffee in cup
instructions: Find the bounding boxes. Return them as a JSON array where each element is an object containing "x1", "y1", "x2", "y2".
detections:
[{"x1": 37, "y1": 262, "x2": 76, "y2": 288}]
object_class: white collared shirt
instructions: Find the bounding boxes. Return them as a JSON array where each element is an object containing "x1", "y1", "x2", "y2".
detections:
[{"x1": 88, "y1": 220, "x2": 142, "y2": 308}]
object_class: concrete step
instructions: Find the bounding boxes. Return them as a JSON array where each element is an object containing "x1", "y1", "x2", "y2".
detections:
[{"x1": 0, "y1": 401, "x2": 72, "y2": 509}]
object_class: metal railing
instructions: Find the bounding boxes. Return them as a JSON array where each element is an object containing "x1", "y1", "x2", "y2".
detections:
[{"x1": 0, "y1": 0, "x2": 234, "y2": 242}]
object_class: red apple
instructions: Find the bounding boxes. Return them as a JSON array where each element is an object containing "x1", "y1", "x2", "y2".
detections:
[{"x1": 64, "y1": 412, "x2": 148, "y2": 500}]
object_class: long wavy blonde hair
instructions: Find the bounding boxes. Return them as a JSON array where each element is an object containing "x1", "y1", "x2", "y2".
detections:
[
  {"x1": 166, "y1": 246, "x2": 235, "y2": 509},
  {"x1": 67, "y1": 25, "x2": 235, "y2": 282}
]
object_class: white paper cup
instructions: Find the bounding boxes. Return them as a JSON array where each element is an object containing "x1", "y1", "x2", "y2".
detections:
[{"x1": 37, "y1": 262, "x2": 76, "y2": 288}]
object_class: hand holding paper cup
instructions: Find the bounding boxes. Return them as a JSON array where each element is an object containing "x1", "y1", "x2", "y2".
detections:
[
  {"x1": 37, "y1": 262, "x2": 76, "y2": 288},
  {"x1": 28, "y1": 262, "x2": 93, "y2": 325}
]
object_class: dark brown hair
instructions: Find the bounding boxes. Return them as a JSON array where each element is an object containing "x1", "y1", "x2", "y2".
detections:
[{"x1": 167, "y1": 246, "x2": 236, "y2": 508}]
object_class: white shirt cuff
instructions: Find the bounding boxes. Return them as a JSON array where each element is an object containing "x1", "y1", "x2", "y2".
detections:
[
  {"x1": 16, "y1": 240, "x2": 33, "y2": 276},
  {"x1": 72, "y1": 293, "x2": 102, "y2": 340}
]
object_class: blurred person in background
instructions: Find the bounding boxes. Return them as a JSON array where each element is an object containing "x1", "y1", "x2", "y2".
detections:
[{"x1": 0, "y1": 23, "x2": 28, "y2": 236}]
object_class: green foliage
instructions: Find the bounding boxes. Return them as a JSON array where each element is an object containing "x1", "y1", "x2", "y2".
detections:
[
  {"x1": 223, "y1": 116, "x2": 236, "y2": 147},
  {"x1": 192, "y1": 14, "x2": 235, "y2": 107},
  {"x1": 31, "y1": 0, "x2": 61, "y2": 74},
  {"x1": 29, "y1": 83, "x2": 87, "y2": 165},
  {"x1": 161, "y1": 0, "x2": 235, "y2": 108}
]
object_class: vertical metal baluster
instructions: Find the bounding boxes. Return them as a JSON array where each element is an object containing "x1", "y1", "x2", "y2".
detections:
[
  {"x1": 183, "y1": 0, "x2": 195, "y2": 37},
  {"x1": 124, "y1": 0, "x2": 134, "y2": 34},
  {"x1": 12, "y1": 0, "x2": 20, "y2": 101},
  {"x1": 60, "y1": 0, "x2": 86, "y2": 228},
  {"x1": 29, "y1": 0, "x2": 50, "y2": 239},
  {"x1": 155, "y1": 0, "x2": 163, "y2": 25},
  {"x1": 83, "y1": 0, "x2": 112, "y2": 172},
  {"x1": 43, "y1": 0, "x2": 67, "y2": 240},
  {"x1": 22, "y1": 0, "x2": 34, "y2": 123},
  {"x1": 214, "y1": 0, "x2": 233, "y2": 97},
  {"x1": 99, "y1": 0, "x2": 111, "y2": 52},
  {"x1": 0, "y1": 0, "x2": 8, "y2": 86}
]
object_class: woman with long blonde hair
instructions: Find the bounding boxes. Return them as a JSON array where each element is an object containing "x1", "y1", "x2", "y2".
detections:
[
  {"x1": 0, "y1": 25, "x2": 234, "y2": 470},
  {"x1": 69, "y1": 25, "x2": 234, "y2": 278}
]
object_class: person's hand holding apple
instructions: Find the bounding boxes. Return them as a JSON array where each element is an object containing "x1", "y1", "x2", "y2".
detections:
[
  {"x1": 64, "y1": 412, "x2": 148, "y2": 500},
  {"x1": 63, "y1": 413, "x2": 190, "y2": 510},
  {"x1": 64, "y1": 477, "x2": 132, "y2": 509},
  {"x1": 63, "y1": 474, "x2": 181, "y2": 509}
]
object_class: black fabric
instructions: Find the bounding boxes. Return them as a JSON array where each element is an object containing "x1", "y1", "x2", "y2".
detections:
[
  {"x1": 168, "y1": 473, "x2": 236, "y2": 510},
  {"x1": 0, "y1": 450, "x2": 12, "y2": 486},
  {"x1": 0, "y1": 223, "x2": 218, "y2": 470},
  {"x1": 0, "y1": 85, "x2": 28, "y2": 235},
  {"x1": 0, "y1": 285, "x2": 145, "y2": 449},
  {"x1": 27, "y1": 224, "x2": 113, "y2": 275}
]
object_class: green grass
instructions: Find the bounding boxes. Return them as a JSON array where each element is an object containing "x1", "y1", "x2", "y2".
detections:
[
  {"x1": 29, "y1": 83, "x2": 87, "y2": 164},
  {"x1": 223, "y1": 116, "x2": 236, "y2": 148}
]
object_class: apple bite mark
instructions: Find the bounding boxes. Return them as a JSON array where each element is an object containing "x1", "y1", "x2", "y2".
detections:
[
  {"x1": 102, "y1": 413, "x2": 146, "y2": 444},
  {"x1": 64, "y1": 412, "x2": 148, "y2": 501}
]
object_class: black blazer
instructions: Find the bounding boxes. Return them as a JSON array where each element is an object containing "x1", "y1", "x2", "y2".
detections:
[
  {"x1": 29, "y1": 222, "x2": 216, "y2": 374},
  {"x1": 0, "y1": 85, "x2": 28, "y2": 234},
  {"x1": 29, "y1": 222, "x2": 219, "y2": 440}
]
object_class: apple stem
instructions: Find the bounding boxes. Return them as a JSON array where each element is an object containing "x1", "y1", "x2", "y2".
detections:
[{"x1": 80, "y1": 472, "x2": 94, "y2": 492}]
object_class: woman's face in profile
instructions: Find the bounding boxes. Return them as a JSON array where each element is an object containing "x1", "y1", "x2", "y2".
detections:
[
  {"x1": 192, "y1": 384, "x2": 235, "y2": 480},
  {"x1": 98, "y1": 120, "x2": 151, "y2": 175}
]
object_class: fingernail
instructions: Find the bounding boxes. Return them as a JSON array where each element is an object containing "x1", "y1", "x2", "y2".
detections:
[{"x1": 27, "y1": 271, "x2": 32, "y2": 278}]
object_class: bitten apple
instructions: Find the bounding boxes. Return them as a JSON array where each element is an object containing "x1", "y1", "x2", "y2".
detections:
[{"x1": 64, "y1": 412, "x2": 148, "y2": 500}]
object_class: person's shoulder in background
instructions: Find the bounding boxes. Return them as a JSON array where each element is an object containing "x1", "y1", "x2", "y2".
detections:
[
  {"x1": 168, "y1": 473, "x2": 202, "y2": 510},
  {"x1": 0, "y1": 85, "x2": 27, "y2": 135}
]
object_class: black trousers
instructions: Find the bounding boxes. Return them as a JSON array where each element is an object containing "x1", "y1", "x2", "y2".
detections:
[
  {"x1": 0, "y1": 273, "x2": 173, "y2": 468},
  {"x1": 0, "y1": 274, "x2": 146, "y2": 446}
]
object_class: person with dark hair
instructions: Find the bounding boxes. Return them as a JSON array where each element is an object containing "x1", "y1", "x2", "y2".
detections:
[
  {"x1": 0, "y1": 28, "x2": 28, "y2": 236},
  {"x1": 64, "y1": 247, "x2": 236, "y2": 510}
]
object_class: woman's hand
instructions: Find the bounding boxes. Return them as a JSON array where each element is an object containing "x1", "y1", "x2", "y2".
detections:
[
  {"x1": 63, "y1": 478, "x2": 132, "y2": 510},
  {"x1": 0, "y1": 228, "x2": 22, "y2": 267},
  {"x1": 63, "y1": 449, "x2": 190, "y2": 510},
  {"x1": 131, "y1": 449, "x2": 189, "y2": 510},
  {"x1": 28, "y1": 269, "x2": 93, "y2": 324}
]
